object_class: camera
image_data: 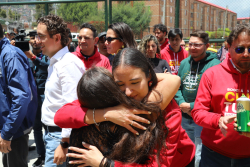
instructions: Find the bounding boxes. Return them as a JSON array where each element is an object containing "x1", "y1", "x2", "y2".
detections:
[{"x1": 14, "y1": 29, "x2": 30, "y2": 52}]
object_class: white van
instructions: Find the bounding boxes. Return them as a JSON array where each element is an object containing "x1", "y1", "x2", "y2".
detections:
[{"x1": 71, "y1": 33, "x2": 79, "y2": 40}]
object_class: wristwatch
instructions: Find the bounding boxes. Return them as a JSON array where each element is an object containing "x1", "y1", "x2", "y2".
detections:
[{"x1": 60, "y1": 141, "x2": 69, "y2": 148}]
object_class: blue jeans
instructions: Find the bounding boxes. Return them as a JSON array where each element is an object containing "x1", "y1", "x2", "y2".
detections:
[
  {"x1": 200, "y1": 144, "x2": 250, "y2": 167},
  {"x1": 33, "y1": 103, "x2": 45, "y2": 156},
  {"x1": 44, "y1": 129, "x2": 66, "y2": 167},
  {"x1": 181, "y1": 116, "x2": 203, "y2": 167}
]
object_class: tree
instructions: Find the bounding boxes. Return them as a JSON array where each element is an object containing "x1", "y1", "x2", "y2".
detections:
[
  {"x1": 112, "y1": 2, "x2": 152, "y2": 37},
  {"x1": 57, "y1": 2, "x2": 101, "y2": 23},
  {"x1": 0, "y1": 9, "x2": 7, "y2": 18},
  {"x1": 57, "y1": 2, "x2": 152, "y2": 36},
  {"x1": 8, "y1": 9, "x2": 21, "y2": 21},
  {"x1": 34, "y1": 0, "x2": 53, "y2": 20}
]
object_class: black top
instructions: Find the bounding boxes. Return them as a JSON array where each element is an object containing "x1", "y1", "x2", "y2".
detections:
[{"x1": 149, "y1": 58, "x2": 171, "y2": 73}]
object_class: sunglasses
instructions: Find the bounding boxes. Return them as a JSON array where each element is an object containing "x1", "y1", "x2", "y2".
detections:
[
  {"x1": 104, "y1": 37, "x2": 122, "y2": 43},
  {"x1": 234, "y1": 46, "x2": 250, "y2": 54}
]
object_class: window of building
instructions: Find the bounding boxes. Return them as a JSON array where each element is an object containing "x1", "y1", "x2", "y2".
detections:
[
  {"x1": 190, "y1": 21, "x2": 193, "y2": 26},
  {"x1": 243, "y1": 20, "x2": 246, "y2": 23},
  {"x1": 185, "y1": 20, "x2": 187, "y2": 25},
  {"x1": 170, "y1": 7, "x2": 172, "y2": 13},
  {"x1": 197, "y1": 21, "x2": 199, "y2": 26},
  {"x1": 191, "y1": 4, "x2": 194, "y2": 9},
  {"x1": 197, "y1": 4, "x2": 199, "y2": 10},
  {"x1": 207, "y1": 16, "x2": 209, "y2": 21},
  {"x1": 201, "y1": 7, "x2": 203, "y2": 12},
  {"x1": 185, "y1": 10, "x2": 187, "y2": 16},
  {"x1": 170, "y1": 17, "x2": 172, "y2": 23},
  {"x1": 207, "y1": 7, "x2": 209, "y2": 12},
  {"x1": 170, "y1": 0, "x2": 172, "y2": 2},
  {"x1": 184, "y1": 29, "x2": 186, "y2": 34},
  {"x1": 185, "y1": 0, "x2": 187, "y2": 6},
  {"x1": 191, "y1": 13, "x2": 194, "y2": 18},
  {"x1": 197, "y1": 13, "x2": 199, "y2": 18}
]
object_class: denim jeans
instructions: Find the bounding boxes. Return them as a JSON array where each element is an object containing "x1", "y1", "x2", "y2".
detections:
[
  {"x1": 44, "y1": 129, "x2": 66, "y2": 167},
  {"x1": 182, "y1": 116, "x2": 203, "y2": 167},
  {"x1": 200, "y1": 144, "x2": 250, "y2": 167},
  {"x1": 33, "y1": 103, "x2": 45, "y2": 156}
]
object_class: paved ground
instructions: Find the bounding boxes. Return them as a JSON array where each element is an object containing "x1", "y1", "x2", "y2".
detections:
[{"x1": 0, "y1": 130, "x2": 43, "y2": 167}]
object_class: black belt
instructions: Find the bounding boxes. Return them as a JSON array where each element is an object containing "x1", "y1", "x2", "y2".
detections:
[{"x1": 43, "y1": 124, "x2": 62, "y2": 132}]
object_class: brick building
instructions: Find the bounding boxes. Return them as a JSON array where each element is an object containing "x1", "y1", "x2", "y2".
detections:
[
  {"x1": 143, "y1": 0, "x2": 237, "y2": 38},
  {"x1": 237, "y1": 17, "x2": 250, "y2": 24},
  {"x1": 99, "y1": 0, "x2": 237, "y2": 38}
]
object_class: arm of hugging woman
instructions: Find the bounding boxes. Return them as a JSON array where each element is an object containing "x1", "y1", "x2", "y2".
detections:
[
  {"x1": 148, "y1": 73, "x2": 180, "y2": 110},
  {"x1": 55, "y1": 100, "x2": 151, "y2": 134}
]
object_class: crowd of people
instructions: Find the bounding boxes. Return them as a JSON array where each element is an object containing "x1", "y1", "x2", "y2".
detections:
[{"x1": 0, "y1": 13, "x2": 250, "y2": 167}]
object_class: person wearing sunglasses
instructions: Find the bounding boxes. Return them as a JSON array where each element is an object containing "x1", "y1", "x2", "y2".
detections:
[
  {"x1": 191, "y1": 23, "x2": 250, "y2": 167},
  {"x1": 73, "y1": 23, "x2": 111, "y2": 71},
  {"x1": 105, "y1": 22, "x2": 137, "y2": 56},
  {"x1": 175, "y1": 30, "x2": 220, "y2": 167}
]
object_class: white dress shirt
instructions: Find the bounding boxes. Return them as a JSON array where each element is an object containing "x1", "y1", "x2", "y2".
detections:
[{"x1": 42, "y1": 46, "x2": 85, "y2": 138}]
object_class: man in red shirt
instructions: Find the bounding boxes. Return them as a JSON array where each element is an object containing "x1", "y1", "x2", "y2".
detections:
[
  {"x1": 153, "y1": 24, "x2": 169, "y2": 50},
  {"x1": 161, "y1": 28, "x2": 188, "y2": 75},
  {"x1": 73, "y1": 23, "x2": 111, "y2": 70},
  {"x1": 192, "y1": 23, "x2": 250, "y2": 167}
]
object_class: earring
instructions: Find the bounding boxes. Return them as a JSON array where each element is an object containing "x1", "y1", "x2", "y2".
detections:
[
  {"x1": 122, "y1": 45, "x2": 124, "y2": 49},
  {"x1": 148, "y1": 81, "x2": 153, "y2": 87}
]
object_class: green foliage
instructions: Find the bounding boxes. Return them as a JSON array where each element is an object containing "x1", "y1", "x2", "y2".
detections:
[
  {"x1": 34, "y1": 0, "x2": 53, "y2": 20},
  {"x1": 32, "y1": 22, "x2": 38, "y2": 28},
  {"x1": 57, "y1": 2, "x2": 152, "y2": 36},
  {"x1": 112, "y1": 2, "x2": 152, "y2": 37},
  {"x1": 57, "y1": 2, "x2": 101, "y2": 23},
  {"x1": 8, "y1": 9, "x2": 21, "y2": 21},
  {"x1": 0, "y1": 9, "x2": 6, "y2": 18},
  {"x1": 206, "y1": 28, "x2": 231, "y2": 39}
]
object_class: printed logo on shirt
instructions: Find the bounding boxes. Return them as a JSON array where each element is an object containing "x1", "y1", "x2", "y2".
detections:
[
  {"x1": 182, "y1": 70, "x2": 200, "y2": 92},
  {"x1": 224, "y1": 88, "x2": 249, "y2": 116},
  {"x1": 169, "y1": 60, "x2": 180, "y2": 74}
]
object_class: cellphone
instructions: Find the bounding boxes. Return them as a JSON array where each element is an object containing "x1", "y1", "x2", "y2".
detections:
[{"x1": 15, "y1": 41, "x2": 30, "y2": 52}]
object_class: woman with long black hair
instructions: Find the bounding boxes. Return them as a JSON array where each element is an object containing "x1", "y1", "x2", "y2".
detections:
[{"x1": 55, "y1": 48, "x2": 195, "y2": 167}]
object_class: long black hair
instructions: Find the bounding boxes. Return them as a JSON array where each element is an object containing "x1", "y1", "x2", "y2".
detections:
[{"x1": 73, "y1": 66, "x2": 167, "y2": 166}]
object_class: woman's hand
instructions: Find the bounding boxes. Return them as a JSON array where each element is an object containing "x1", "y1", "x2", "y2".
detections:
[
  {"x1": 67, "y1": 142, "x2": 104, "y2": 167},
  {"x1": 105, "y1": 104, "x2": 151, "y2": 135}
]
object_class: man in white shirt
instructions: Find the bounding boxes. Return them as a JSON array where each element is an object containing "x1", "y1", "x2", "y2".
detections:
[{"x1": 36, "y1": 14, "x2": 85, "y2": 167}]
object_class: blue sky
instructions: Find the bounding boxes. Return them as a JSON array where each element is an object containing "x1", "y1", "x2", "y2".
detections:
[{"x1": 204, "y1": 0, "x2": 249, "y2": 18}]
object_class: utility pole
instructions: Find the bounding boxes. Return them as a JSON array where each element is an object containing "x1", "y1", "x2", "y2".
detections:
[{"x1": 223, "y1": 5, "x2": 228, "y2": 38}]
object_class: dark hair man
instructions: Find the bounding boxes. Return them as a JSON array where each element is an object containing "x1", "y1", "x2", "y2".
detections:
[
  {"x1": 161, "y1": 28, "x2": 188, "y2": 75},
  {"x1": 36, "y1": 14, "x2": 85, "y2": 167},
  {"x1": 0, "y1": 23, "x2": 38, "y2": 167},
  {"x1": 24, "y1": 30, "x2": 49, "y2": 167},
  {"x1": 192, "y1": 23, "x2": 250, "y2": 167},
  {"x1": 175, "y1": 30, "x2": 220, "y2": 167},
  {"x1": 153, "y1": 23, "x2": 169, "y2": 50},
  {"x1": 73, "y1": 23, "x2": 111, "y2": 70}
]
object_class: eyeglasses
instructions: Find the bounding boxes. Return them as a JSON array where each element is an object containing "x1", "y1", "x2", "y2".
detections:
[
  {"x1": 234, "y1": 46, "x2": 250, "y2": 54},
  {"x1": 104, "y1": 37, "x2": 122, "y2": 43},
  {"x1": 35, "y1": 34, "x2": 47, "y2": 41},
  {"x1": 188, "y1": 43, "x2": 206, "y2": 48}
]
